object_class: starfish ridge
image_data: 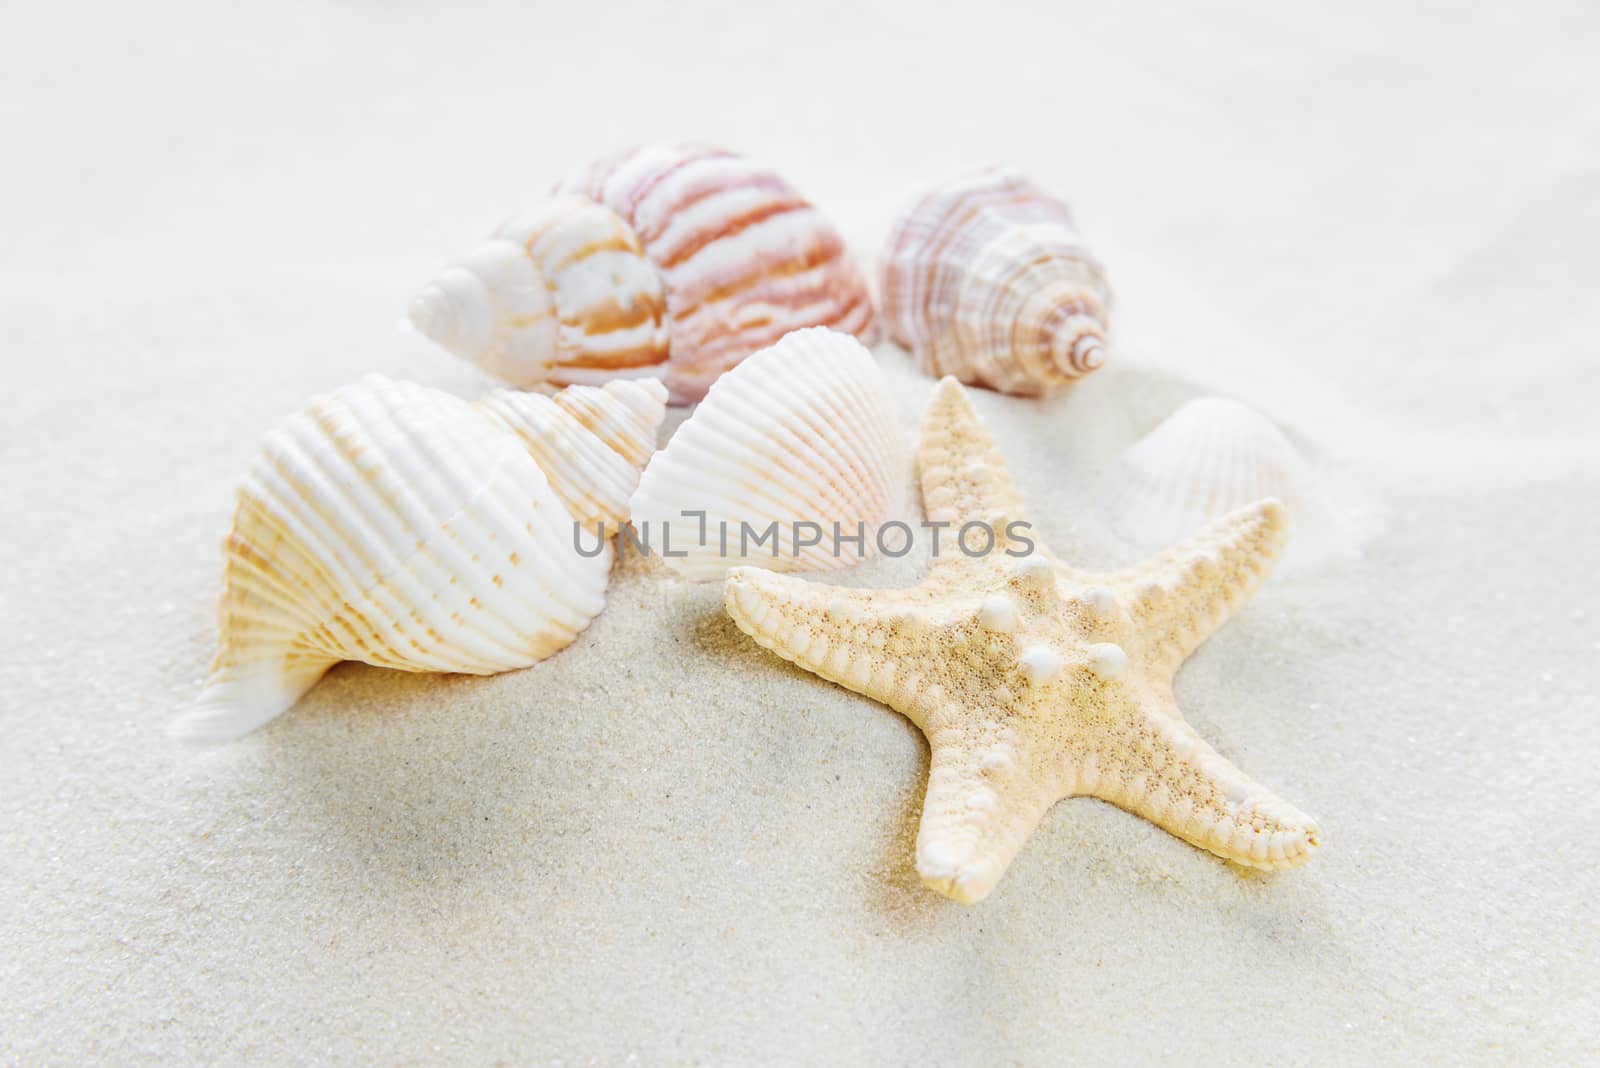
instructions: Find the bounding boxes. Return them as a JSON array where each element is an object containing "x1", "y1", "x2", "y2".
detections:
[{"x1": 724, "y1": 377, "x2": 1320, "y2": 904}]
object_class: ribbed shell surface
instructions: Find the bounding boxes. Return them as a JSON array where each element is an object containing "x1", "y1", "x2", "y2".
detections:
[
  {"x1": 881, "y1": 168, "x2": 1110, "y2": 395},
  {"x1": 556, "y1": 143, "x2": 876, "y2": 404},
  {"x1": 478, "y1": 378, "x2": 667, "y2": 534},
  {"x1": 1101, "y1": 396, "x2": 1336, "y2": 571},
  {"x1": 410, "y1": 195, "x2": 671, "y2": 391},
  {"x1": 175, "y1": 375, "x2": 619, "y2": 743},
  {"x1": 629, "y1": 327, "x2": 900, "y2": 580}
]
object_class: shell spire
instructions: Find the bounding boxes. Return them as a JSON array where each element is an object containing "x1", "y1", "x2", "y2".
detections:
[
  {"x1": 881, "y1": 168, "x2": 1110, "y2": 395},
  {"x1": 478, "y1": 377, "x2": 667, "y2": 534},
  {"x1": 409, "y1": 195, "x2": 672, "y2": 391},
  {"x1": 173, "y1": 375, "x2": 665, "y2": 745},
  {"x1": 413, "y1": 144, "x2": 876, "y2": 405}
]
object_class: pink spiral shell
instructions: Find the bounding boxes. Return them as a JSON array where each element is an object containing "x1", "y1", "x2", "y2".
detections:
[
  {"x1": 881, "y1": 168, "x2": 1110, "y2": 396},
  {"x1": 556, "y1": 143, "x2": 876, "y2": 403}
]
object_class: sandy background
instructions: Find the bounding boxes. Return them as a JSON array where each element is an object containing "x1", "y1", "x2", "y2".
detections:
[{"x1": 4, "y1": 0, "x2": 1598, "y2": 1062}]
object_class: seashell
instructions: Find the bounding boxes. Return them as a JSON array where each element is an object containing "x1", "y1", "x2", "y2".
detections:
[
  {"x1": 409, "y1": 194, "x2": 672, "y2": 393},
  {"x1": 172, "y1": 373, "x2": 667, "y2": 744},
  {"x1": 628, "y1": 327, "x2": 901, "y2": 580},
  {"x1": 478, "y1": 376, "x2": 666, "y2": 535},
  {"x1": 412, "y1": 143, "x2": 876, "y2": 406},
  {"x1": 880, "y1": 168, "x2": 1111, "y2": 396},
  {"x1": 556, "y1": 144, "x2": 877, "y2": 404},
  {"x1": 1099, "y1": 396, "x2": 1336, "y2": 571}
]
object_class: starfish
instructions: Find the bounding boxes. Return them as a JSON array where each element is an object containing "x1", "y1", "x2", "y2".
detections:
[{"x1": 723, "y1": 377, "x2": 1321, "y2": 904}]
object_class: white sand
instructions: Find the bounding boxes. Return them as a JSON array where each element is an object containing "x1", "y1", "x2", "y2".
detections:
[{"x1": 4, "y1": 1, "x2": 1598, "y2": 1061}]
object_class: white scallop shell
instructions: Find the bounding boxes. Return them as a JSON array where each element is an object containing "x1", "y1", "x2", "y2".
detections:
[
  {"x1": 881, "y1": 168, "x2": 1110, "y2": 396},
  {"x1": 173, "y1": 373, "x2": 666, "y2": 744},
  {"x1": 1100, "y1": 396, "x2": 1336, "y2": 571},
  {"x1": 628, "y1": 327, "x2": 901, "y2": 580}
]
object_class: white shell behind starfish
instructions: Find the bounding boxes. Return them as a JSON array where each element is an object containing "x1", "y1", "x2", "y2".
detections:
[
  {"x1": 173, "y1": 374, "x2": 666, "y2": 745},
  {"x1": 629, "y1": 327, "x2": 901, "y2": 580},
  {"x1": 1101, "y1": 396, "x2": 1336, "y2": 570},
  {"x1": 413, "y1": 144, "x2": 876, "y2": 405},
  {"x1": 880, "y1": 168, "x2": 1110, "y2": 395}
]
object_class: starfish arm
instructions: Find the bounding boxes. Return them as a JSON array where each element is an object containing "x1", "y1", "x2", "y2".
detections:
[
  {"x1": 723, "y1": 567, "x2": 936, "y2": 720},
  {"x1": 914, "y1": 728, "x2": 1064, "y2": 904},
  {"x1": 1117, "y1": 499, "x2": 1289, "y2": 671},
  {"x1": 917, "y1": 377, "x2": 1031, "y2": 534},
  {"x1": 1081, "y1": 701, "x2": 1321, "y2": 870}
]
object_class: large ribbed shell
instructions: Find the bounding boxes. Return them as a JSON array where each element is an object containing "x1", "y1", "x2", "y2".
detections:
[
  {"x1": 881, "y1": 168, "x2": 1110, "y2": 396},
  {"x1": 1100, "y1": 396, "x2": 1334, "y2": 571},
  {"x1": 172, "y1": 374, "x2": 666, "y2": 744},
  {"x1": 629, "y1": 327, "x2": 900, "y2": 580},
  {"x1": 555, "y1": 143, "x2": 876, "y2": 404},
  {"x1": 409, "y1": 195, "x2": 672, "y2": 391}
]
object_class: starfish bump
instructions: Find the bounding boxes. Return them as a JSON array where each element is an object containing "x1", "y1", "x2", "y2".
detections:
[{"x1": 724, "y1": 377, "x2": 1320, "y2": 904}]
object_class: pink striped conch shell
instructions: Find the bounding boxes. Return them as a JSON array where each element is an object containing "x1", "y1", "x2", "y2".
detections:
[
  {"x1": 172, "y1": 374, "x2": 666, "y2": 744},
  {"x1": 411, "y1": 144, "x2": 876, "y2": 406},
  {"x1": 880, "y1": 168, "x2": 1110, "y2": 396}
]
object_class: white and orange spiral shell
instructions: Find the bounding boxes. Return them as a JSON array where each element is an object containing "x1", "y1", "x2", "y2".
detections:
[
  {"x1": 410, "y1": 195, "x2": 672, "y2": 393},
  {"x1": 412, "y1": 144, "x2": 875, "y2": 405}
]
